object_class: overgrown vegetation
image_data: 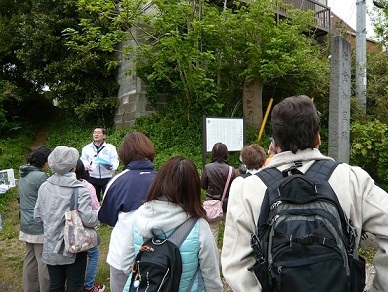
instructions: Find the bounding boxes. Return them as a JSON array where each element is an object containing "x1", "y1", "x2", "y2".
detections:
[
  {"x1": 67, "y1": 0, "x2": 330, "y2": 127},
  {"x1": 1, "y1": 0, "x2": 332, "y2": 134},
  {"x1": 372, "y1": 0, "x2": 388, "y2": 49}
]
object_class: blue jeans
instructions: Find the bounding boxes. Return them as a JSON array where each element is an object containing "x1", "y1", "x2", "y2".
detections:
[
  {"x1": 84, "y1": 246, "x2": 100, "y2": 289},
  {"x1": 47, "y1": 252, "x2": 87, "y2": 292}
]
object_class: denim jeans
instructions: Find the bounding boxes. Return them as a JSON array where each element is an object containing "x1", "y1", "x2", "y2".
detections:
[
  {"x1": 47, "y1": 252, "x2": 87, "y2": 292},
  {"x1": 84, "y1": 246, "x2": 100, "y2": 289}
]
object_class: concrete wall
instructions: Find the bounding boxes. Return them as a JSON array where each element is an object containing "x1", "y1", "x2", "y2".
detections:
[{"x1": 114, "y1": 40, "x2": 154, "y2": 129}]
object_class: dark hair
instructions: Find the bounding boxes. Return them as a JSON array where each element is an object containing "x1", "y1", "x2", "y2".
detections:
[
  {"x1": 146, "y1": 156, "x2": 206, "y2": 218},
  {"x1": 270, "y1": 95, "x2": 320, "y2": 154},
  {"x1": 94, "y1": 126, "x2": 106, "y2": 135},
  {"x1": 75, "y1": 159, "x2": 89, "y2": 181},
  {"x1": 211, "y1": 143, "x2": 228, "y2": 162},
  {"x1": 27, "y1": 146, "x2": 51, "y2": 168},
  {"x1": 240, "y1": 144, "x2": 266, "y2": 169},
  {"x1": 118, "y1": 132, "x2": 155, "y2": 165}
]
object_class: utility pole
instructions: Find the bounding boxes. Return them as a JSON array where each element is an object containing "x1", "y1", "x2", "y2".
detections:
[
  {"x1": 356, "y1": 0, "x2": 367, "y2": 114},
  {"x1": 356, "y1": 0, "x2": 385, "y2": 114}
]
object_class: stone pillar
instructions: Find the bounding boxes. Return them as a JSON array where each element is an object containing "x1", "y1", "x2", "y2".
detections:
[
  {"x1": 114, "y1": 38, "x2": 153, "y2": 129},
  {"x1": 328, "y1": 36, "x2": 351, "y2": 163}
]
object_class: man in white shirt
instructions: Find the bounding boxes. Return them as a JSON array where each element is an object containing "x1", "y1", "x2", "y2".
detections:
[{"x1": 81, "y1": 127, "x2": 119, "y2": 201}]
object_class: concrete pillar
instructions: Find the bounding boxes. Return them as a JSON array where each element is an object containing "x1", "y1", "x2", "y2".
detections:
[
  {"x1": 114, "y1": 38, "x2": 153, "y2": 129},
  {"x1": 328, "y1": 36, "x2": 351, "y2": 163}
]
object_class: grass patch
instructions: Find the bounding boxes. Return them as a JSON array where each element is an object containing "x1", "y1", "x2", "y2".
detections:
[
  {"x1": 0, "y1": 189, "x2": 26, "y2": 289},
  {"x1": 359, "y1": 247, "x2": 376, "y2": 263}
]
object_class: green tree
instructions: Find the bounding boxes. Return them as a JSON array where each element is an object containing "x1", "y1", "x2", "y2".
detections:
[
  {"x1": 209, "y1": 1, "x2": 329, "y2": 128},
  {"x1": 0, "y1": 0, "x2": 119, "y2": 130},
  {"x1": 372, "y1": 0, "x2": 388, "y2": 50},
  {"x1": 0, "y1": 1, "x2": 37, "y2": 133},
  {"x1": 364, "y1": 1, "x2": 388, "y2": 121},
  {"x1": 70, "y1": 0, "x2": 329, "y2": 127},
  {"x1": 366, "y1": 51, "x2": 388, "y2": 122}
]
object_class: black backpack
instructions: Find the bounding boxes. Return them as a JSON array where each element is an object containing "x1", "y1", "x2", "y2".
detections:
[
  {"x1": 129, "y1": 217, "x2": 200, "y2": 292},
  {"x1": 249, "y1": 160, "x2": 366, "y2": 292}
]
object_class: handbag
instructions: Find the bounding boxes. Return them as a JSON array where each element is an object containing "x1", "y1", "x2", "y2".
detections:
[
  {"x1": 64, "y1": 188, "x2": 101, "y2": 253},
  {"x1": 203, "y1": 166, "x2": 232, "y2": 222}
]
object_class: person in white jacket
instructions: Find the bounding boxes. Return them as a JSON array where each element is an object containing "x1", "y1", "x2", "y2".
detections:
[
  {"x1": 221, "y1": 95, "x2": 388, "y2": 292},
  {"x1": 81, "y1": 127, "x2": 119, "y2": 201}
]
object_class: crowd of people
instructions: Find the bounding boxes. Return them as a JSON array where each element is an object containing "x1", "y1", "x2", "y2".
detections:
[{"x1": 17, "y1": 96, "x2": 388, "y2": 292}]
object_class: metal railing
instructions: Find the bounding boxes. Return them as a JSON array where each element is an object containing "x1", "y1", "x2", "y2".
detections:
[{"x1": 278, "y1": 0, "x2": 331, "y2": 31}]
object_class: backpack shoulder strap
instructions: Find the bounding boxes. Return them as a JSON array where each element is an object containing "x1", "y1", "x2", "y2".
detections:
[
  {"x1": 305, "y1": 159, "x2": 339, "y2": 181},
  {"x1": 255, "y1": 167, "x2": 283, "y2": 187},
  {"x1": 168, "y1": 217, "x2": 198, "y2": 248},
  {"x1": 305, "y1": 159, "x2": 357, "y2": 251},
  {"x1": 186, "y1": 265, "x2": 203, "y2": 292},
  {"x1": 240, "y1": 172, "x2": 252, "y2": 178}
]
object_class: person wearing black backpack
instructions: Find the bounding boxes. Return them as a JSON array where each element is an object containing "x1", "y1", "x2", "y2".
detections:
[
  {"x1": 221, "y1": 95, "x2": 388, "y2": 292},
  {"x1": 121, "y1": 156, "x2": 223, "y2": 291}
]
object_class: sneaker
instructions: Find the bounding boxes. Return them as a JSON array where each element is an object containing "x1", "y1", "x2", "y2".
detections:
[{"x1": 83, "y1": 284, "x2": 105, "y2": 292}]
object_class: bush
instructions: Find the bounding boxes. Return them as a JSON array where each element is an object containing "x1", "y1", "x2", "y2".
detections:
[
  {"x1": 350, "y1": 119, "x2": 388, "y2": 184},
  {"x1": 0, "y1": 131, "x2": 35, "y2": 171}
]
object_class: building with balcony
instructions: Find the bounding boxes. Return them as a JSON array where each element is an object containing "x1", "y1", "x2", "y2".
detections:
[
  {"x1": 275, "y1": 0, "x2": 331, "y2": 37},
  {"x1": 211, "y1": 0, "x2": 331, "y2": 37}
]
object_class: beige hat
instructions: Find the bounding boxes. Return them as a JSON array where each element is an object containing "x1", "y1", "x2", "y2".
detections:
[{"x1": 48, "y1": 146, "x2": 79, "y2": 175}]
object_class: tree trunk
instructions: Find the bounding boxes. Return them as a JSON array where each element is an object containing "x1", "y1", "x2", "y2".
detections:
[{"x1": 242, "y1": 77, "x2": 263, "y2": 129}]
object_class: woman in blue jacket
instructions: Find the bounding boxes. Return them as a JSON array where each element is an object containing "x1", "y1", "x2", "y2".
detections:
[{"x1": 98, "y1": 131, "x2": 157, "y2": 292}]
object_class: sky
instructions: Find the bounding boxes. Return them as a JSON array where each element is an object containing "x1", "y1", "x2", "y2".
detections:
[{"x1": 327, "y1": 0, "x2": 377, "y2": 38}]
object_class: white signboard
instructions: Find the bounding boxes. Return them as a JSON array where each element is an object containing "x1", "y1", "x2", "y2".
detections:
[
  {"x1": 0, "y1": 168, "x2": 16, "y2": 194},
  {"x1": 204, "y1": 117, "x2": 245, "y2": 152},
  {"x1": 0, "y1": 168, "x2": 15, "y2": 187}
]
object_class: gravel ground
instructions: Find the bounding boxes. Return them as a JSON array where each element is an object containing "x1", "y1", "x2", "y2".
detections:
[{"x1": 365, "y1": 262, "x2": 375, "y2": 291}]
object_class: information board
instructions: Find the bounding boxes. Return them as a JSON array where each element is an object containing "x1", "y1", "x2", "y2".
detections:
[
  {"x1": 204, "y1": 117, "x2": 245, "y2": 152},
  {"x1": 202, "y1": 116, "x2": 245, "y2": 167}
]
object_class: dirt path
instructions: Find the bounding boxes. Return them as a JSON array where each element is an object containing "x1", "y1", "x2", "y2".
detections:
[{"x1": 30, "y1": 122, "x2": 50, "y2": 151}]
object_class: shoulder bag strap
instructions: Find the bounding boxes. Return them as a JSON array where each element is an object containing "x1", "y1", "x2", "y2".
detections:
[
  {"x1": 221, "y1": 166, "x2": 233, "y2": 203},
  {"x1": 168, "y1": 217, "x2": 198, "y2": 248},
  {"x1": 169, "y1": 217, "x2": 202, "y2": 292},
  {"x1": 70, "y1": 187, "x2": 79, "y2": 211}
]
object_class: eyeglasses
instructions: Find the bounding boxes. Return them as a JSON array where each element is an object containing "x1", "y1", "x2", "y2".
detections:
[{"x1": 93, "y1": 131, "x2": 103, "y2": 134}]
